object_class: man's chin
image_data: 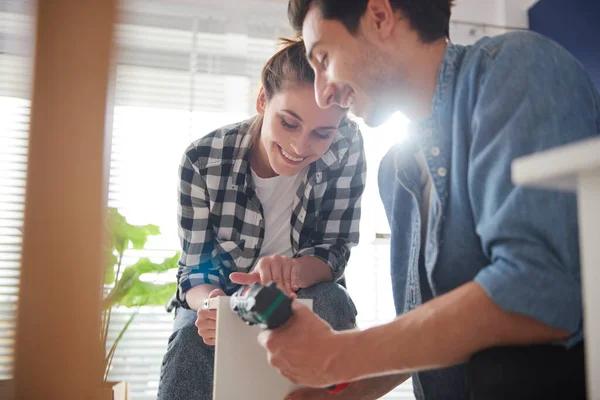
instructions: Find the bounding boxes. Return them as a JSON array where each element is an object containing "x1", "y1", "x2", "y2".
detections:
[
  {"x1": 350, "y1": 102, "x2": 392, "y2": 128},
  {"x1": 362, "y1": 110, "x2": 394, "y2": 128}
]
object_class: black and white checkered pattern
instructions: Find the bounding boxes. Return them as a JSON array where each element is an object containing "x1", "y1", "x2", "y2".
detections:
[{"x1": 176, "y1": 117, "x2": 366, "y2": 308}]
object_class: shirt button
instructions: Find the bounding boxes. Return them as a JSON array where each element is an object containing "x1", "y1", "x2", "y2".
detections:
[
  {"x1": 431, "y1": 147, "x2": 440, "y2": 157},
  {"x1": 437, "y1": 167, "x2": 447, "y2": 177}
]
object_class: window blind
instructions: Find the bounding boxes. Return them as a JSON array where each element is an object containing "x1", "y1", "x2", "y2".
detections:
[{"x1": 0, "y1": 0, "x2": 34, "y2": 381}]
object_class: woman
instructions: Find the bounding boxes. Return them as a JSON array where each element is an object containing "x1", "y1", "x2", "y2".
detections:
[{"x1": 157, "y1": 38, "x2": 365, "y2": 400}]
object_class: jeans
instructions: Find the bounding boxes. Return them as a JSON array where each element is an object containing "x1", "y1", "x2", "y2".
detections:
[{"x1": 157, "y1": 282, "x2": 357, "y2": 400}]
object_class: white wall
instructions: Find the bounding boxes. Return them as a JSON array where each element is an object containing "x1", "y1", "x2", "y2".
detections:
[
  {"x1": 453, "y1": 0, "x2": 506, "y2": 26},
  {"x1": 450, "y1": 0, "x2": 538, "y2": 44},
  {"x1": 503, "y1": 0, "x2": 540, "y2": 27},
  {"x1": 142, "y1": 0, "x2": 539, "y2": 45}
]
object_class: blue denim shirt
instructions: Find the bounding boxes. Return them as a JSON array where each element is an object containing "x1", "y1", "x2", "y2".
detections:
[{"x1": 378, "y1": 31, "x2": 600, "y2": 400}]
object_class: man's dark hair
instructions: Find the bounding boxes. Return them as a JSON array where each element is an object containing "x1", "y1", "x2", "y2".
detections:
[{"x1": 288, "y1": 0, "x2": 454, "y2": 43}]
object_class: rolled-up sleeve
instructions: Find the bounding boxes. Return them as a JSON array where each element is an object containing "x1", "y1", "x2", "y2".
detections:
[
  {"x1": 469, "y1": 34, "x2": 600, "y2": 340},
  {"x1": 296, "y1": 122, "x2": 367, "y2": 281},
  {"x1": 177, "y1": 147, "x2": 229, "y2": 307}
]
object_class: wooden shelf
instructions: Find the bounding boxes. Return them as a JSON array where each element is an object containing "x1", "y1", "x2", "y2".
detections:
[{"x1": 512, "y1": 137, "x2": 600, "y2": 192}]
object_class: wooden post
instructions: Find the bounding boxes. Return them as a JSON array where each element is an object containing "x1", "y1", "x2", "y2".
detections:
[{"x1": 14, "y1": 1, "x2": 116, "y2": 399}]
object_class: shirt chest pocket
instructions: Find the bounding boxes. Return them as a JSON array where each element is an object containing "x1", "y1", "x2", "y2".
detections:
[{"x1": 213, "y1": 206, "x2": 262, "y2": 271}]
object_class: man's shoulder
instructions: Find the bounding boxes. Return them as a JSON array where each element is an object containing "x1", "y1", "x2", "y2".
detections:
[
  {"x1": 459, "y1": 31, "x2": 584, "y2": 78},
  {"x1": 470, "y1": 31, "x2": 552, "y2": 57},
  {"x1": 183, "y1": 118, "x2": 254, "y2": 169}
]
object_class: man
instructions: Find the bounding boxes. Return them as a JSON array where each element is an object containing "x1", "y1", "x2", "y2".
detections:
[{"x1": 259, "y1": 0, "x2": 600, "y2": 399}]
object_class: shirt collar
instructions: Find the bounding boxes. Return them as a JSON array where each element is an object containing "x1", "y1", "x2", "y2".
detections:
[{"x1": 408, "y1": 42, "x2": 463, "y2": 141}]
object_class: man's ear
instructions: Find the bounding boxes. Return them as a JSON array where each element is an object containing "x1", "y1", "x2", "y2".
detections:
[
  {"x1": 364, "y1": 0, "x2": 396, "y2": 40},
  {"x1": 256, "y1": 87, "x2": 266, "y2": 115}
]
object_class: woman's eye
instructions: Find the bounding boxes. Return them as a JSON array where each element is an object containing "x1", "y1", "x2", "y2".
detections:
[
  {"x1": 314, "y1": 131, "x2": 332, "y2": 140},
  {"x1": 281, "y1": 118, "x2": 298, "y2": 129}
]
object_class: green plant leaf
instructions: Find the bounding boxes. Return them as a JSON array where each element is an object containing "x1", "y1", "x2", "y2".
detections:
[
  {"x1": 106, "y1": 207, "x2": 161, "y2": 251},
  {"x1": 117, "y1": 281, "x2": 177, "y2": 308},
  {"x1": 102, "y1": 252, "x2": 180, "y2": 310},
  {"x1": 104, "y1": 208, "x2": 165, "y2": 288},
  {"x1": 104, "y1": 250, "x2": 118, "y2": 285},
  {"x1": 102, "y1": 208, "x2": 180, "y2": 371},
  {"x1": 106, "y1": 207, "x2": 127, "y2": 253},
  {"x1": 124, "y1": 223, "x2": 160, "y2": 250},
  {"x1": 104, "y1": 309, "x2": 138, "y2": 382}
]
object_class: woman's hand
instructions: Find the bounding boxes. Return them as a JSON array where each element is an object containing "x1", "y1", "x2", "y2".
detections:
[
  {"x1": 229, "y1": 255, "x2": 299, "y2": 297},
  {"x1": 194, "y1": 288, "x2": 226, "y2": 345}
]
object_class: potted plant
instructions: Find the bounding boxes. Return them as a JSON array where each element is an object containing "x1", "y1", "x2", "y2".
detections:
[{"x1": 102, "y1": 208, "x2": 179, "y2": 400}]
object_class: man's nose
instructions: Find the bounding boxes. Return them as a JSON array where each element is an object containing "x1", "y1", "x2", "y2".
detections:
[{"x1": 315, "y1": 71, "x2": 338, "y2": 109}]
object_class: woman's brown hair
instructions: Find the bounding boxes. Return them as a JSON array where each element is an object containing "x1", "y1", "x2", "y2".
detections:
[{"x1": 250, "y1": 37, "x2": 316, "y2": 142}]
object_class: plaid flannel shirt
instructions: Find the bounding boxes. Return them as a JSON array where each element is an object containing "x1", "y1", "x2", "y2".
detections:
[{"x1": 176, "y1": 117, "x2": 366, "y2": 308}]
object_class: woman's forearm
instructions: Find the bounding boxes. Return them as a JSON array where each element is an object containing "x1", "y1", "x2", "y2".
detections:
[
  {"x1": 184, "y1": 284, "x2": 220, "y2": 310},
  {"x1": 295, "y1": 256, "x2": 334, "y2": 288}
]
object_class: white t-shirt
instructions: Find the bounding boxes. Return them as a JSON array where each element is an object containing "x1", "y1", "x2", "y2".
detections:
[{"x1": 250, "y1": 168, "x2": 307, "y2": 258}]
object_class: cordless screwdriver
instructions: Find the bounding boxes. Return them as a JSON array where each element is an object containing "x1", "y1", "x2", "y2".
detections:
[{"x1": 230, "y1": 282, "x2": 350, "y2": 395}]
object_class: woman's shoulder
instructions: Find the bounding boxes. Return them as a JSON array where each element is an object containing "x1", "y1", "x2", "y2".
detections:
[
  {"x1": 337, "y1": 118, "x2": 361, "y2": 140},
  {"x1": 318, "y1": 118, "x2": 364, "y2": 171},
  {"x1": 333, "y1": 118, "x2": 363, "y2": 153},
  {"x1": 183, "y1": 117, "x2": 254, "y2": 169}
]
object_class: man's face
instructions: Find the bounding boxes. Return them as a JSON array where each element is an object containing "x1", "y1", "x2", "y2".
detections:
[{"x1": 302, "y1": 4, "x2": 402, "y2": 127}]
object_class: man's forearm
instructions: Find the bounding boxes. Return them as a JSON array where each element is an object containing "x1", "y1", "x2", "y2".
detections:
[{"x1": 337, "y1": 282, "x2": 570, "y2": 381}]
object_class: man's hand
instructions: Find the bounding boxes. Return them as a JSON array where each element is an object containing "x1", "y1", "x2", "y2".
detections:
[
  {"x1": 285, "y1": 373, "x2": 410, "y2": 400},
  {"x1": 284, "y1": 387, "x2": 336, "y2": 400},
  {"x1": 194, "y1": 288, "x2": 225, "y2": 345},
  {"x1": 230, "y1": 255, "x2": 299, "y2": 297},
  {"x1": 258, "y1": 300, "x2": 351, "y2": 387}
]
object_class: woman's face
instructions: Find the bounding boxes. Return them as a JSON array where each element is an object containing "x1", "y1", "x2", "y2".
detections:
[{"x1": 256, "y1": 83, "x2": 346, "y2": 177}]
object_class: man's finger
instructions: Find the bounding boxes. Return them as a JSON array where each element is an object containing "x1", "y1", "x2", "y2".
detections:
[
  {"x1": 229, "y1": 271, "x2": 260, "y2": 285},
  {"x1": 280, "y1": 369, "x2": 300, "y2": 385},
  {"x1": 291, "y1": 299, "x2": 311, "y2": 314},
  {"x1": 285, "y1": 388, "x2": 311, "y2": 400},
  {"x1": 289, "y1": 300, "x2": 331, "y2": 328},
  {"x1": 258, "y1": 329, "x2": 271, "y2": 348},
  {"x1": 285, "y1": 388, "x2": 328, "y2": 400}
]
